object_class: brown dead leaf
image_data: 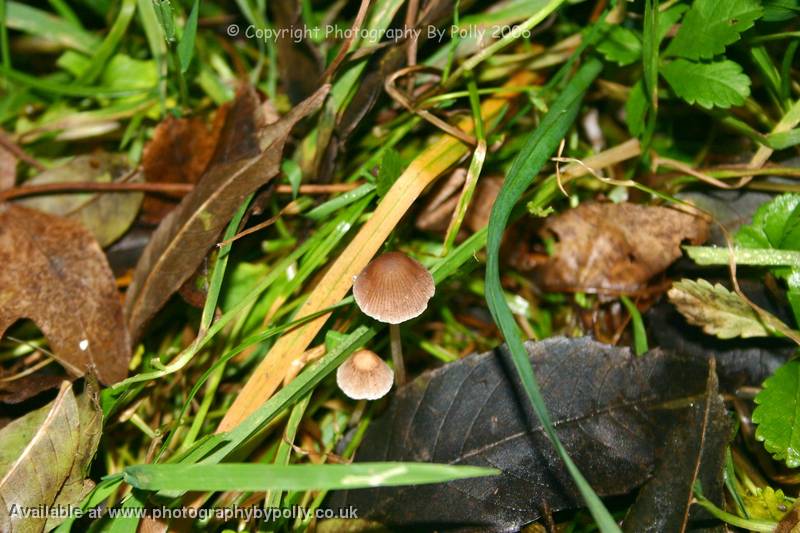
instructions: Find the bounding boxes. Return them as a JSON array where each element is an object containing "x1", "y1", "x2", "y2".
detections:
[
  {"x1": 124, "y1": 84, "x2": 330, "y2": 342},
  {"x1": 141, "y1": 114, "x2": 223, "y2": 224},
  {"x1": 534, "y1": 202, "x2": 709, "y2": 293},
  {"x1": 0, "y1": 145, "x2": 15, "y2": 192},
  {"x1": 0, "y1": 204, "x2": 131, "y2": 384},
  {"x1": 0, "y1": 373, "x2": 66, "y2": 404},
  {"x1": 415, "y1": 174, "x2": 503, "y2": 234},
  {"x1": 18, "y1": 153, "x2": 143, "y2": 247}
]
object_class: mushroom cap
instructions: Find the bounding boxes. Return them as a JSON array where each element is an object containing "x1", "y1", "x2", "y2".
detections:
[
  {"x1": 352, "y1": 252, "x2": 435, "y2": 324},
  {"x1": 336, "y1": 349, "x2": 394, "y2": 400}
]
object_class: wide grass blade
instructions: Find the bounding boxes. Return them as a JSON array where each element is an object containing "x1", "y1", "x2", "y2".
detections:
[
  {"x1": 122, "y1": 463, "x2": 499, "y2": 492},
  {"x1": 483, "y1": 57, "x2": 621, "y2": 532}
]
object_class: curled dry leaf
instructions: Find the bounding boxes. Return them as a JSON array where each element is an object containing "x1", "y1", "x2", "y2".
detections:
[
  {"x1": 124, "y1": 84, "x2": 330, "y2": 342},
  {"x1": 0, "y1": 204, "x2": 130, "y2": 384},
  {"x1": 18, "y1": 153, "x2": 143, "y2": 247},
  {"x1": 668, "y1": 278, "x2": 780, "y2": 339},
  {"x1": 0, "y1": 379, "x2": 101, "y2": 532},
  {"x1": 534, "y1": 202, "x2": 709, "y2": 293}
]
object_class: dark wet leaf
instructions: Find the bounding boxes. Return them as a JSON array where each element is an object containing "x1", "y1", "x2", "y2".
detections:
[
  {"x1": 124, "y1": 85, "x2": 329, "y2": 341},
  {"x1": 19, "y1": 153, "x2": 143, "y2": 247},
  {"x1": 271, "y1": 0, "x2": 323, "y2": 105},
  {"x1": 330, "y1": 337, "x2": 720, "y2": 531},
  {"x1": 535, "y1": 202, "x2": 709, "y2": 293},
  {"x1": 0, "y1": 204, "x2": 130, "y2": 384},
  {"x1": 622, "y1": 360, "x2": 730, "y2": 533},
  {"x1": 0, "y1": 379, "x2": 101, "y2": 532}
]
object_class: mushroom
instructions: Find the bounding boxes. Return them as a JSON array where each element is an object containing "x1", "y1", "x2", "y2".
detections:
[
  {"x1": 336, "y1": 349, "x2": 394, "y2": 400},
  {"x1": 352, "y1": 251, "x2": 435, "y2": 385}
]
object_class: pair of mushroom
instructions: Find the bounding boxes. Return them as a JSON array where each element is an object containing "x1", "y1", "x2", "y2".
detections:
[{"x1": 336, "y1": 252, "x2": 435, "y2": 400}]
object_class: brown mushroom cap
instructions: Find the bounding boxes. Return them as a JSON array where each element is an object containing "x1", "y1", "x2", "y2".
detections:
[
  {"x1": 336, "y1": 349, "x2": 394, "y2": 400},
  {"x1": 352, "y1": 252, "x2": 435, "y2": 324}
]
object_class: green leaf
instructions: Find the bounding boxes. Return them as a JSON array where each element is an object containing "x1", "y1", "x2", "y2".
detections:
[
  {"x1": 657, "y1": 4, "x2": 689, "y2": 42},
  {"x1": 122, "y1": 463, "x2": 499, "y2": 492},
  {"x1": 753, "y1": 360, "x2": 800, "y2": 468},
  {"x1": 282, "y1": 159, "x2": 303, "y2": 199},
  {"x1": 0, "y1": 381, "x2": 102, "y2": 531},
  {"x1": 668, "y1": 279, "x2": 778, "y2": 339},
  {"x1": 661, "y1": 59, "x2": 750, "y2": 109},
  {"x1": 625, "y1": 80, "x2": 647, "y2": 137},
  {"x1": 597, "y1": 24, "x2": 642, "y2": 66},
  {"x1": 376, "y1": 147, "x2": 404, "y2": 198},
  {"x1": 735, "y1": 194, "x2": 800, "y2": 251},
  {"x1": 177, "y1": 0, "x2": 198, "y2": 73},
  {"x1": 763, "y1": 0, "x2": 800, "y2": 21},
  {"x1": 484, "y1": 58, "x2": 621, "y2": 532},
  {"x1": 665, "y1": 0, "x2": 763, "y2": 60}
]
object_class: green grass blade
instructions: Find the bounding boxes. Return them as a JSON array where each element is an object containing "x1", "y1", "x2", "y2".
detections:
[
  {"x1": 123, "y1": 462, "x2": 499, "y2": 492},
  {"x1": 484, "y1": 57, "x2": 621, "y2": 532},
  {"x1": 6, "y1": 1, "x2": 98, "y2": 53},
  {"x1": 178, "y1": 0, "x2": 199, "y2": 73},
  {"x1": 78, "y1": 0, "x2": 137, "y2": 84},
  {"x1": 620, "y1": 296, "x2": 648, "y2": 356}
]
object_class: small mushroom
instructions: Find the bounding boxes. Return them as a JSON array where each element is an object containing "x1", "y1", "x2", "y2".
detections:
[
  {"x1": 352, "y1": 252, "x2": 435, "y2": 384},
  {"x1": 336, "y1": 349, "x2": 394, "y2": 400}
]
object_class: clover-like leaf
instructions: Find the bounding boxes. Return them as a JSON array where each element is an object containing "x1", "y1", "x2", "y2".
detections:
[
  {"x1": 665, "y1": 0, "x2": 763, "y2": 60},
  {"x1": 661, "y1": 59, "x2": 751, "y2": 109},
  {"x1": 753, "y1": 360, "x2": 800, "y2": 468}
]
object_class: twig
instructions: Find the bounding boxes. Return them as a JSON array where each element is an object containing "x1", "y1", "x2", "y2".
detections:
[
  {"x1": 0, "y1": 181, "x2": 192, "y2": 202},
  {"x1": 385, "y1": 65, "x2": 478, "y2": 146},
  {"x1": 0, "y1": 130, "x2": 45, "y2": 171},
  {"x1": 319, "y1": 0, "x2": 371, "y2": 81}
]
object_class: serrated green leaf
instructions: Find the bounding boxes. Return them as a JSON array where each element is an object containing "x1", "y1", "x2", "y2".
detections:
[
  {"x1": 668, "y1": 279, "x2": 779, "y2": 338},
  {"x1": 736, "y1": 193, "x2": 800, "y2": 251},
  {"x1": 661, "y1": 59, "x2": 750, "y2": 109},
  {"x1": 625, "y1": 80, "x2": 647, "y2": 137},
  {"x1": 753, "y1": 360, "x2": 800, "y2": 468},
  {"x1": 665, "y1": 0, "x2": 763, "y2": 60},
  {"x1": 597, "y1": 24, "x2": 642, "y2": 66},
  {"x1": 657, "y1": 4, "x2": 689, "y2": 42}
]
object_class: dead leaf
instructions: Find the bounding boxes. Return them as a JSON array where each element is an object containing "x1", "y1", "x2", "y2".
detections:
[
  {"x1": 124, "y1": 84, "x2": 330, "y2": 342},
  {"x1": 0, "y1": 379, "x2": 101, "y2": 532},
  {"x1": 271, "y1": 0, "x2": 323, "y2": 105},
  {"x1": 0, "y1": 204, "x2": 130, "y2": 384},
  {"x1": 0, "y1": 373, "x2": 66, "y2": 404},
  {"x1": 534, "y1": 202, "x2": 709, "y2": 293},
  {"x1": 416, "y1": 174, "x2": 503, "y2": 234},
  {"x1": 648, "y1": 283, "x2": 792, "y2": 393},
  {"x1": 0, "y1": 145, "x2": 15, "y2": 192},
  {"x1": 18, "y1": 153, "x2": 143, "y2": 247},
  {"x1": 669, "y1": 278, "x2": 781, "y2": 339},
  {"x1": 622, "y1": 360, "x2": 730, "y2": 532},
  {"x1": 329, "y1": 337, "x2": 721, "y2": 530},
  {"x1": 141, "y1": 115, "x2": 221, "y2": 224}
]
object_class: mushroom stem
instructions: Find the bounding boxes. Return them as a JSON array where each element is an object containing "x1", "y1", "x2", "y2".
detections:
[{"x1": 389, "y1": 324, "x2": 406, "y2": 386}]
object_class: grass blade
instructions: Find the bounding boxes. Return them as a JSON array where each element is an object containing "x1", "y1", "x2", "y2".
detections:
[
  {"x1": 178, "y1": 0, "x2": 199, "y2": 73},
  {"x1": 484, "y1": 57, "x2": 621, "y2": 532},
  {"x1": 122, "y1": 463, "x2": 499, "y2": 492}
]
